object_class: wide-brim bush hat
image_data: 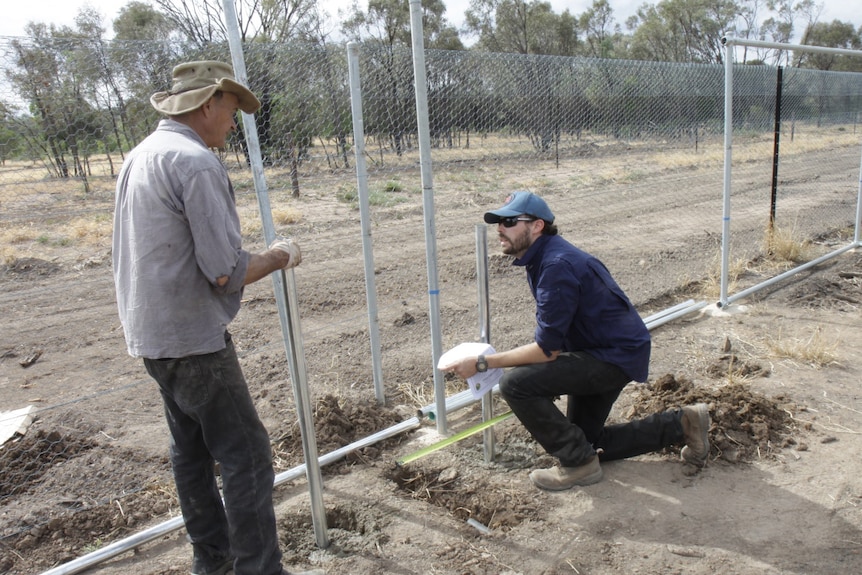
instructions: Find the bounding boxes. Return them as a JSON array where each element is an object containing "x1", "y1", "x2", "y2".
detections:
[{"x1": 150, "y1": 60, "x2": 261, "y2": 116}]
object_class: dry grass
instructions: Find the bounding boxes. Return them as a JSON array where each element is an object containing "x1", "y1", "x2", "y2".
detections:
[
  {"x1": 763, "y1": 224, "x2": 812, "y2": 264},
  {"x1": 697, "y1": 254, "x2": 750, "y2": 300},
  {"x1": 766, "y1": 326, "x2": 839, "y2": 367},
  {"x1": 0, "y1": 123, "x2": 854, "y2": 270},
  {"x1": 653, "y1": 128, "x2": 861, "y2": 172},
  {"x1": 273, "y1": 206, "x2": 303, "y2": 225},
  {"x1": 396, "y1": 378, "x2": 464, "y2": 410},
  {"x1": 695, "y1": 220, "x2": 815, "y2": 301},
  {"x1": 238, "y1": 205, "x2": 304, "y2": 239},
  {"x1": 67, "y1": 214, "x2": 113, "y2": 246},
  {"x1": 0, "y1": 225, "x2": 54, "y2": 264},
  {"x1": 0, "y1": 225, "x2": 40, "y2": 245},
  {"x1": 0, "y1": 213, "x2": 111, "y2": 251}
]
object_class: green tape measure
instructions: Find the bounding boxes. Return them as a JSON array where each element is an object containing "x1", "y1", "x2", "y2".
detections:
[{"x1": 396, "y1": 411, "x2": 514, "y2": 466}]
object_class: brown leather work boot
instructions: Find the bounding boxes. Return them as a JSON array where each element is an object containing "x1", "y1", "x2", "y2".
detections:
[
  {"x1": 680, "y1": 403, "x2": 711, "y2": 466},
  {"x1": 529, "y1": 455, "x2": 603, "y2": 491}
]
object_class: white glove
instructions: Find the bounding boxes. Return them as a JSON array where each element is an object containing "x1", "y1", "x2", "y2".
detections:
[{"x1": 269, "y1": 238, "x2": 302, "y2": 269}]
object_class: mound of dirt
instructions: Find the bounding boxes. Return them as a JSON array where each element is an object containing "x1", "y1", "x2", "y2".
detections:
[
  {"x1": 272, "y1": 394, "x2": 412, "y2": 473},
  {"x1": 0, "y1": 257, "x2": 61, "y2": 279},
  {"x1": 0, "y1": 429, "x2": 100, "y2": 501},
  {"x1": 626, "y1": 373, "x2": 802, "y2": 464}
]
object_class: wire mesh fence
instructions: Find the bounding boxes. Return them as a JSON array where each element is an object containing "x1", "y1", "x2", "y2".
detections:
[
  {"x1": 1, "y1": 35, "x2": 861, "y2": 570},
  {"x1": 725, "y1": 64, "x2": 862, "y2": 271}
]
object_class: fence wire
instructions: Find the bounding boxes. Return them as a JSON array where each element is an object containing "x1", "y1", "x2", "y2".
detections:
[{"x1": 1, "y1": 35, "x2": 861, "y2": 571}]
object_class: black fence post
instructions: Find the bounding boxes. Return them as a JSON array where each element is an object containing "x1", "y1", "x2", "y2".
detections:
[{"x1": 770, "y1": 66, "x2": 784, "y2": 230}]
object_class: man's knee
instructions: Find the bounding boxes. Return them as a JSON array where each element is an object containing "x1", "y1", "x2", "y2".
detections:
[
  {"x1": 498, "y1": 373, "x2": 515, "y2": 400},
  {"x1": 498, "y1": 368, "x2": 532, "y2": 400}
]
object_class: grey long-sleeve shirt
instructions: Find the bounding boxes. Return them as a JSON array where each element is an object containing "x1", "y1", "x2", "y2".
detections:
[{"x1": 112, "y1": 119, "x2": 250, "y2": 359}]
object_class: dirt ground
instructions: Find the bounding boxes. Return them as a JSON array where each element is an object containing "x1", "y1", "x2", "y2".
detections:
[{"x1": 1, "y1": 142, "x2": 861, "y2": 575}]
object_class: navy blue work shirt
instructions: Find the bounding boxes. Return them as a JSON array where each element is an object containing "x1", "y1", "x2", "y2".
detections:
[{"x1": 513, "y1": 234, "x2": 651, "y2": 382}]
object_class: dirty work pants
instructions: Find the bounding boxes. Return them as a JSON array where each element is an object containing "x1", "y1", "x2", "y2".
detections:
[
  {"x1": 144, "y1": 332, "x2": 282, "y2": 575},
  {"x1": 498, "y1": 351, "x2": 685, "y2": 467}
]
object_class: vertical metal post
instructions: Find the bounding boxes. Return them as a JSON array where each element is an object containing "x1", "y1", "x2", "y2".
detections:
[
  {"x1": 719, "y1": 37, "x2": 735, "y2": 308},
  {"x1": 221, "y1": 0, "x2": 329, "y2": 549},
  {"x1": 408, "y1": 0, "x2": 446, "y2": 434},
  {"x1": 855, "y1": 142, "x2": 862, "y2": 245},
  {"x1": 347, "y1": 42, "x2": 386, "y2": 405},
  {"x1": 769, "y1": 66, "x2": 783, "y2": 230},
  {"x1": 475, "y1": 225, "x2": 495, "y2": 463}
]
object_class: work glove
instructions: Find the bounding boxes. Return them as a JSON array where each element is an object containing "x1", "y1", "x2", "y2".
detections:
[{"x1": 269, "y1": 238, "x2": 302, "y2": 269}]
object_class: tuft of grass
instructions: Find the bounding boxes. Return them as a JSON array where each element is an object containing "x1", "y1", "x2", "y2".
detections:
[
  {"x1": 698, "y1": 254, "x2": 749, "y2": 300},
  {"x1": 336, "y1": 186, "x2": 359, "y2": 204},
  {"x1": 396, "y1": 381, "x2": 432, "y2": 409},
  {"x1": 396, "y1": 377, "x2": 463, "y2": 409},
  {"x1": 272, "y1": 207, "x2": 302, "y2": 225},
  {"x1": 242, "y1": 217, "x2": 263, "y2": 236},
  {"x1": 763, "y1": 224, "x2": 811, "y2": 264},
  {"x1": 766, "y1": 326, "x2": 839, "y2": 367},
  {"x1": 337, "y1": 185, "x2": 407, "y2": 208},
  {"x1": 1, "y1": 226, "x2": 38, "y2": 244},
  {"x1": 68, "y1": 214, "x2": 112, "y2": 246},
  {"x1": 81, "y1": 538, "x2": 105, "y2": 554},
  {"x1": 382, "y1": 180, "x2": 404, "y2": 193}
]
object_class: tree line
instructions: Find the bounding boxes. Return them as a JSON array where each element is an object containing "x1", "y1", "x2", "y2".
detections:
[{"x1": 1, "y1": 0, "x2": 860, "y2": 186}]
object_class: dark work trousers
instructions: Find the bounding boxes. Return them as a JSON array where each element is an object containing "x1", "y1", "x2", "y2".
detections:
[
  {"x1": 144, "y1": 333, "x2": 282, "y2": 575},
  {"x1": 498, "y1": 351, "x2": 685, "y2": 467}
]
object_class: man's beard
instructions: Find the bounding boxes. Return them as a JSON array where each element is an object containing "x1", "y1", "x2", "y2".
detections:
[{"x1": 501, "y1": 227, "x2": 532, "y2": 256}]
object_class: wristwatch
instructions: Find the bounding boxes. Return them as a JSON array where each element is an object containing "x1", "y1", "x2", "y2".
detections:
[{"x1": 475, "y1": 355, "x2": 488, "y2": 373}]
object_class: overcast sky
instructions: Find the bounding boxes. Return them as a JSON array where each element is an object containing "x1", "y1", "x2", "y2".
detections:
[{"x1": 1, "y1": 0, "x2": 859, "y2": 40}]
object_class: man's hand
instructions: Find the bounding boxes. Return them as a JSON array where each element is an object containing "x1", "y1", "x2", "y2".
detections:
[
  {"x1": 440, "y1": 356, "x2": 479, "y2": 380},
  {"x1": 269, "y1": 238, "x2": 302, "y2": 269}
]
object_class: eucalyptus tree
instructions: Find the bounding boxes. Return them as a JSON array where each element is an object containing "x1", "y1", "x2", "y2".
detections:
[
  {"x1": 734, "y1": 0, "x2": 768, "y2": 63},
  {"x1": 302, "y1": 15, "x2": 353, "y2": 170},
  {"x1": 795, "y1": 19, "x2": 862, "y2": 129},
  {"x1": 464, "y1": 0, "x2": 579, "y2": 56},
  {"x1": 0, "y1": 102, "x2": 26, "y2": 164},
  {"x1": 111, "y1": 1, "x2": 181, "y2": 146},
  {"x1": 464, "y1": 0, "x2": 585, "y2": 155},
  {"x1": 69, "y1": 7, "x2": 137, "y2": 173},
  {"x1": 151, "y1": 0, "x2": 322, "y2": 46},
  {"x1": 798, "y1": 20, "x2": 862, "y2": 71},
  {"x1": 628, "y1": 0, "x2": 739, "y2": 64},
  {"x1": 761, "y1": 0, "x2": 820, "y2": 65},
  {"x1": 342, "y1": 0, "x2": 462, "y2": 156},
  {"x1": 578, "y1": 0, "x2": 619, "y2": 59},
  {"x1": 7, "y1": 22, "x2": 104, "y2": 188}
]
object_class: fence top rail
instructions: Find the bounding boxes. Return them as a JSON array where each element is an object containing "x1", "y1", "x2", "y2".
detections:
[{"x1": 722, "y1": 36, "x2": 862, "y2": 59}]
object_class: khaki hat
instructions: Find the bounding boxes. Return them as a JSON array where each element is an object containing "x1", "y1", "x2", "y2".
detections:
[{"x1": 150, "y1": 61, "x2": 261, "y2": 116}]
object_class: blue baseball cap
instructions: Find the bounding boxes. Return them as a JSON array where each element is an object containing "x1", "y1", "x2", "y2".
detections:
[{"x1": 484, "y1": 191, "x2": 555, "y2": 224}]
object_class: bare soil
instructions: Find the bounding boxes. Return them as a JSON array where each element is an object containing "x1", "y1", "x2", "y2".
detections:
[{"x1": 1, "y1": 143, "x2": 861, "y2": 575}]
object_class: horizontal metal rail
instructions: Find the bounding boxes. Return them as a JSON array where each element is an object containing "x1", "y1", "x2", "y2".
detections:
[{"x1": 723, "y1": 36, "x2": 862, "y2": 58}]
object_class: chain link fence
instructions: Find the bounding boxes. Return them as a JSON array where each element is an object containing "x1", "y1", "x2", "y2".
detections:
[
  {"x1": 2, "y1": 35, "x2": 861, "y2": 571},
  {"x1": 725, "y1": 63, "x2": 862, "y2": 272}
]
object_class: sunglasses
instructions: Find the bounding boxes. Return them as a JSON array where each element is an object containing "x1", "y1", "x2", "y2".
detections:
[{"x1": 498, "y1": 216, "x2": 536, "y2": 228}]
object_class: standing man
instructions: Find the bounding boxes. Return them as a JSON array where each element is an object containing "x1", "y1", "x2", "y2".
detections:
[
  {"x1": 113, "y1": 61, "x2": 321, "y2": 575},
  {"x1": 442, "y1": 191, "x2": 710, "y2": 491}
]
